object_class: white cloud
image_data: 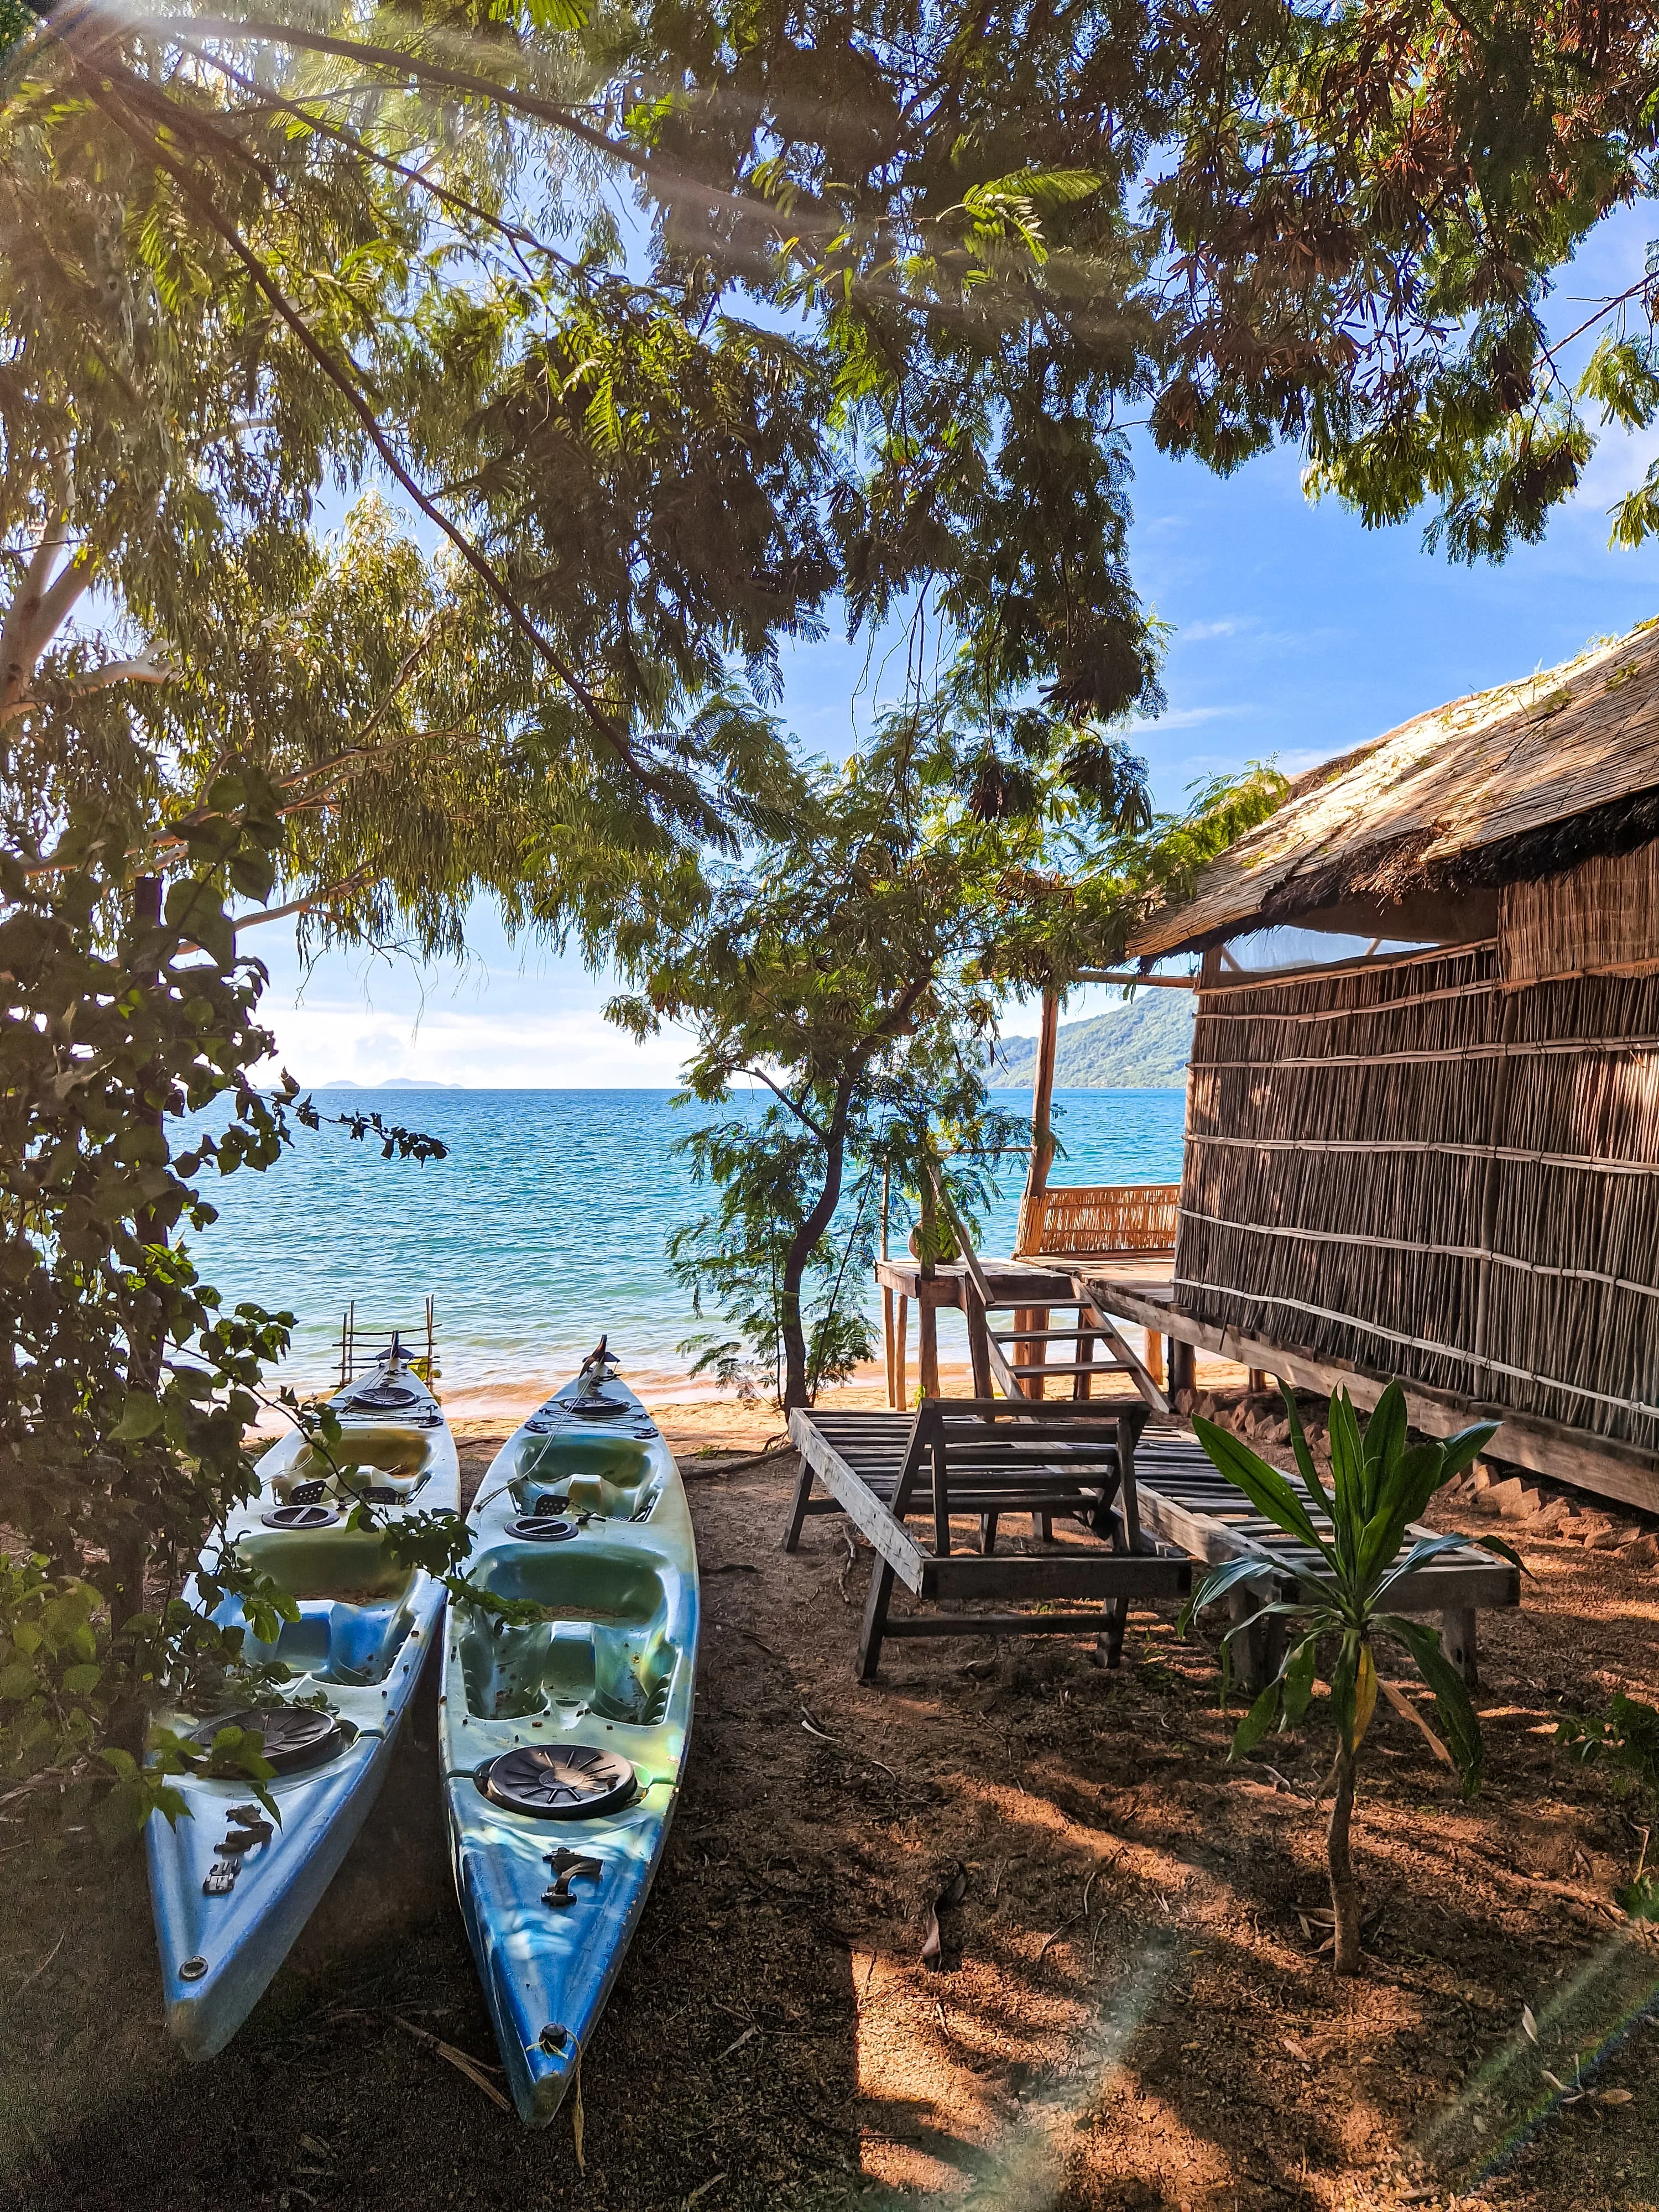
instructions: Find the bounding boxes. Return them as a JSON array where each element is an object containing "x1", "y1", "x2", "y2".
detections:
[
  {"x1": 250, "y1": 996, "x2": 696, "y2": 1088},
  {"x1": 1133, "y1": 703, "x2": 1249, "y2": 731},
  {"x1": 247, "y1": 915, "x2": 701, "y2": 1088},
  {"x1": 1178, "y1": 617, "x2": 1245, "y2": 641}
]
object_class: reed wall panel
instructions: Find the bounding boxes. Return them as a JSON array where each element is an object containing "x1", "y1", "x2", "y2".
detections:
[
  {"x1": 1175, "y1": 945, "x2": 1659, "y2": 1451},
  {"x1": 1501, "y1": 838, "x2": 1659, "y2": 985}
]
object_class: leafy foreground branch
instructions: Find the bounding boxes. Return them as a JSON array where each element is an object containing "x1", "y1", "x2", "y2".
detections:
[
  {"x1": 0, "y1": 768, "x2": 449, "y2": 1835},
  {"x1": 1182, "y1": 1383, "x2": 1521, "y2": 1974}
]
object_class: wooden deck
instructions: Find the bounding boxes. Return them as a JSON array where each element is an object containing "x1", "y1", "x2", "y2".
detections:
[
  {"x1": 875, "y1": 1249, "x2": 1659, "y2": 1517},
  {"x1": 1077, "y1": 1267, "x2": 1659, "y2": 1519}
]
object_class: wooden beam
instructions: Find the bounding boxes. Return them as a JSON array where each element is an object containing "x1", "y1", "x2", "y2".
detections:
[
  {"x1": 1081, "y1": 1277, "x2": 1659, "y2": 1517},
  {"x1": 924, "y1": 1552, "x2": 1191, "y2": 1600},
  {"x1": 786, "y1": 1410, "x2": 930, "y2": 1590},
  {"x1": 1072, "y1": 970, "x2": 1197, "y2": 988}
]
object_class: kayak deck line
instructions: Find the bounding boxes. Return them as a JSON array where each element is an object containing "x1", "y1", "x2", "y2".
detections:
[
  {"x1": 440, "y1": 1343, "x2": 700, "y2": 2127},
  {"x1": 144, "y1": 1335, "x2": 460, "y2": 2061}
]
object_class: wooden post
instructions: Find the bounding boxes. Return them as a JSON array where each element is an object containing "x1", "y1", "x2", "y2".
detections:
[
  {"x1": 965, "y1": 1284, "x2": 994, "y2": 1400},
  {"x1": 1026, "y1": 1306, "x2": 1049, "y2": 1400},
  {"x1": 919, "y1": 1297, "x2": 941, "y2": 1397},
  {"x1": 1016, "y1": 988, "x2": 1061, "y2": 1256},
  {"x1": 1144, "y1": 1330, "x2": 1165, "y2": 1390},
  {"x1": 1170, "y1": 1337, "x2": 1196, "y2": 1399},
  {"x1": 895, "y1": 1296, "x2": 909, "y2": 1406},
  {"x1": 1441, "y1": 1606, "x2": 1479, "y2": 1689},
  {"x1": 882, "y1": 1286, "x2": 898, "y2": 1408}
]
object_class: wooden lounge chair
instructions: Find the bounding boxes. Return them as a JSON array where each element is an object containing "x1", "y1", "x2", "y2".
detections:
[
  {"x1": 1130, "y1": 1428, "x2": 1521, "y2": 1688},
  {"x1": 783, "y1": 1396, "x2": 1192, "y2": 1679}
]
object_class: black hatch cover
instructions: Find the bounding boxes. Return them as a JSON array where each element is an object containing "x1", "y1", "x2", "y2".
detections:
[
  {"x1": 193, "y1": 1707, "x2": 342, "y2": 1772},
  {"x1": 477, "y1": 1744, "x2": 637, "y2": 1818}
]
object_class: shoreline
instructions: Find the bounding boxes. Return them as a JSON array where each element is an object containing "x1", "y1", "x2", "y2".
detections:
[{"x1": 252, "y1": 1329, "x2": 1246, "y2": 1435}]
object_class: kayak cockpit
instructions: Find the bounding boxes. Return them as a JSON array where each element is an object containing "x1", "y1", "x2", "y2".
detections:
[
  {"x1": 456, "y1": 1544, "x2": 684, "y2": 1726},
  {"x1": 509, "y1": 1432, "x2": 662, "y2": 1521},
  {"x1": 205, "y1": 1526, "x2": 425, "y2": 1686},
  {"x1": 272, "y1": 1422, "x2": 437, "y2": 1506}
]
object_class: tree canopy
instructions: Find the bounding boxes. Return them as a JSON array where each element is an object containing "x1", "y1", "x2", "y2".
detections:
[
  {"x1": 8, "y1": 0, "x2": 1654, "y2": 967},
  {"x1": 614, "y1": 691, "x2": 1284, "y2": 1404}
]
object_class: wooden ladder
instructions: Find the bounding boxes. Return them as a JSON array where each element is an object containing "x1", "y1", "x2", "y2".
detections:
[{"x1": 928, "y1": 1178, "x2": 1168, "y2": 1417}]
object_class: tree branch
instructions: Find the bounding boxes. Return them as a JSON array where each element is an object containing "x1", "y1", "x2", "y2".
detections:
[
  {"x1": 79, "y1": 71, "x2": 644, "y2": 786},
  {"x1": 0, "y1": 655, "x2": 178, "y2": 726},
  {"x1": 0, "y1": 503, "x2": 89, "y2": 716},
  {"x1": 177, "y1": 40, "x2": 583, "y2": 281},
  {"x1": 231, "y1": 869, "x2": 373, "y2": 932},
  {"x1": 124, "y1": 15, "x2": 830, "y2": 253}
]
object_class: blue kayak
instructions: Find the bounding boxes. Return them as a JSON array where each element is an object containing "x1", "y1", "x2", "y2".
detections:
[
  {"x1": 439, "y1": 1348, "x2": 698, "y2": 2125},
  {"x1": 146, "y1": 1347, "x2": 458, "y2": 2059}
]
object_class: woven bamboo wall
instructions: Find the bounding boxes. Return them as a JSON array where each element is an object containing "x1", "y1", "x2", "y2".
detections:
[
  {"x1": 1020, "y1": 1183, "x2": 1181, "y2": 1258},
  {"x1": 1501, "y1": 837, "x2": 1659, "y2": 985},
  {"x1": 1175, "y1": 945, "x2": 1659, "y2": 1451}
]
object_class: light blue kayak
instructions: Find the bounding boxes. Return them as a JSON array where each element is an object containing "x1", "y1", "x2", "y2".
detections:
[
  {"x1": 439, "y1": 1346, "x2": 698, "y2": 2126},
  {"x1": 146, "y1": 1345, "x2": 458, "y2": 2058}
]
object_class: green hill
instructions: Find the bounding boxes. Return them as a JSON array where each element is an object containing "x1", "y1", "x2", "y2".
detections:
[{"x1": 992, "y1": 991, "x2": 1193, "y2": 1088}]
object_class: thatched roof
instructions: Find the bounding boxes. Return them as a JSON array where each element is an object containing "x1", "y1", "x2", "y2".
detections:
[{"x1": 1129, "y1": 615, "x2": 1659, "y2": 960}]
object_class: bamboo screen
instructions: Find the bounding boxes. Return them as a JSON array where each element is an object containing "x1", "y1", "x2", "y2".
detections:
[
  {"x1": 1018, "y1": 1183, "x2": 1181, "y2": 1257},
  {"x1": 1175, "y1": 943, "x2": 1659, "y2": 1453},
  {"x1": 1501, "y1": 838, "x2": 1659, "y2": 986}
]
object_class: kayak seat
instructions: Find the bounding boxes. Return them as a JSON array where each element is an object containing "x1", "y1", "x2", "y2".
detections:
[
  {"x1": 324, "y1": 1599, "x2": 416, "y2": 1686},
  {"x1": 278, "y1": 1425, "x2": 434, "y2": 1505},
  {"x1": 455, "y1": 1548, "x2": 682, "y2": 1725},
  {"x1": 225, "y1": 1595, "x2": 416, "y2": 1688},
  {"x1": 512, "y1": 1435, "x2": 655, "y2": 1519},
  {"x1": 459, "y1": 1615, "x2": 679, "y2": 1725}
]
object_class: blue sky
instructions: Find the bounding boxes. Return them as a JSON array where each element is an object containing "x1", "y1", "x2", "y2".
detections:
[{"x1": 251, "y1": 209, "x2": 1659, "y2": 1088}]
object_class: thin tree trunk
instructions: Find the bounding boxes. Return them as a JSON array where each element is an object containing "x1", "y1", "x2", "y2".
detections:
[
  {"x1": 1327, "y1": 1738, "x2": 1361, "y2": 1973},
  {"x1": 780, "y1": 1083, "x2": 853, "y2": 1410},
  {"x1": 111, "y1": 874, "x2": 164, "y2": 1635}
]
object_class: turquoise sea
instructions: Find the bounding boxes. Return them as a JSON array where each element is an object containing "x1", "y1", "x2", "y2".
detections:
[{"x1": 190, "y1": 1087, "x2": 1185, "y2": 1412}]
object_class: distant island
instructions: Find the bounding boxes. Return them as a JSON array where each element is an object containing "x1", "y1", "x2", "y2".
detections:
[
  {"x1": 992, "y1": 990, "x2": 1193, "y2": 1088},
  {"x1": 309, "y1": 1076, "x2": 460, "y2": 1090}
]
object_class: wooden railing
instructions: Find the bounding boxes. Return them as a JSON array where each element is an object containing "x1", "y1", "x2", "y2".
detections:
[{"x1": 1015, "y1": 1183, "x2": 1181, "y2": 1259}]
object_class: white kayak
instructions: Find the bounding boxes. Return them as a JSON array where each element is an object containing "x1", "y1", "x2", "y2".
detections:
[
  {"x1": 439, "y1": 1346, "x2": 698, "y2": 2125},
  {"x1": 145, "y1": 1342, "x2": 458, "y2": 2059}
]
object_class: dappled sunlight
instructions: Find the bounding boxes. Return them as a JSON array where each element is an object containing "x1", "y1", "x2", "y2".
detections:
[{"x1": 1416, "y1": 1925, "x2": 1659, "y2": 2192}]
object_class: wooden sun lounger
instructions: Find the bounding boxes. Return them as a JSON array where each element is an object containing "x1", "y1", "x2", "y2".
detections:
[
  {"x1": 783, "y1": 1397, "x2": 1193, "y2": 1679},
  {"x1": 1130, "y1": 1428, "x2": 1521, "y2": 1688}
]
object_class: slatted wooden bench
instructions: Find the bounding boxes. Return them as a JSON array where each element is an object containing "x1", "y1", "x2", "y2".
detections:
[
  {"x1": 783, "y1": 1397, "x2": 1192, "y2": 1679},
  {"x1": 1131, "y1": 1428, "x2": 1521, "y2": 1688}
]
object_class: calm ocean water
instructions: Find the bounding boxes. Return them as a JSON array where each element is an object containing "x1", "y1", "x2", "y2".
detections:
[{"x1": 188, "y1": 1087, "x2": 1185, "y2": 1411}]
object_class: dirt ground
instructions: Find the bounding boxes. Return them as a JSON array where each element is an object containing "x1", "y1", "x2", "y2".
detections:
[{"x1": 2, "y1": 1389, "x2": 1658, "y2": 2212}]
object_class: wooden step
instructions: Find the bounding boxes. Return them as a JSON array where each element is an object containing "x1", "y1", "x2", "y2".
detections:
[
  {"x1": 1008, "y1": 1359, "x2": 1135, "y2": 1377},
  {"x1": 990, "y1": 1328, "x2": 1108, "y2": 1344}
]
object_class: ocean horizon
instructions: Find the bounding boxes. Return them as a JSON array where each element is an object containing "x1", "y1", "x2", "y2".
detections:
[{"x1": 195, "y1": 1086, "x2": 1186, "y2": 1416}]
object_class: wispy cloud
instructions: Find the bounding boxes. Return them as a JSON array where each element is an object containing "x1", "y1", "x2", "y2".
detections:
[
  {"x1": 1178, "y1": 617, "x2": 1246, "y2": 641},
  {"x1": 251, "y1": 998, "x2": 697, "y2": 1089},
  {"x1": 1133, "y1": 703, "x2": 1250, "y2": 731}
]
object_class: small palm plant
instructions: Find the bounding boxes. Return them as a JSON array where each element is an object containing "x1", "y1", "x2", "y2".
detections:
[{"x1": 1180, "y1": 1381, "x2": 1515, "y2": 1973}]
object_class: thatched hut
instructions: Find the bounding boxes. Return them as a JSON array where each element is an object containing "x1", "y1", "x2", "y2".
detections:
[{"x1": 1112, "y1": 615, "x2": 1659, "y2": 1514}]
